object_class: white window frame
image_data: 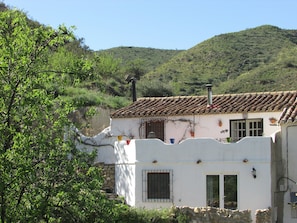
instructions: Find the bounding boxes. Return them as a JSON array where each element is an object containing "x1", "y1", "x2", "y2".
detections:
[
  {"x1": 230, "y1": 118, "x2": 263, "y2": 141},
  {"x1": 206, "y1": 174, "x2": 238, "y2": 210}
]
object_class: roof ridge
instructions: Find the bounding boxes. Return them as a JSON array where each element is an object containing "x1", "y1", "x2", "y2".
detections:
[
  {"x1": 137, "y1": 90, "x2": 297, "y2": 100},
  {"x1": 112, "y1": 90, "x2": 297, "y2": 120},
  {"x1": 137, "y1": 95, "x2": 204, "y2": 100}
]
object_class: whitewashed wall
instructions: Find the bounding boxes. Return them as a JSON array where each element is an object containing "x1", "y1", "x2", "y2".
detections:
[
  {"x1": 110, "y1": 112, "x2": 281, "y2": 143},
  {"x1": 114, "y1": 137, "x2": 272, "y2": 223},
  {"x1": 75, "y1": 127, "x2": 117, "y2": 164},
  {"x1": 280, "y1": 124, "x2": 297, "y2": 223}
]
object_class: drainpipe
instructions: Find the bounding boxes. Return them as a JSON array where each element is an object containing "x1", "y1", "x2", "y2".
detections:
[{"x1": 206, "y1": 84, "x2": 213, "y2": 107}]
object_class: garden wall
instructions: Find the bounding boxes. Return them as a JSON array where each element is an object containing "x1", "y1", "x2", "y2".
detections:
[{"x1": 174, "y1": 207, "x2": 271, "y2": 223}]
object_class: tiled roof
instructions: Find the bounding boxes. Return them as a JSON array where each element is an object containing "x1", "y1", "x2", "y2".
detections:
[
  {"x1": 279, "y1": 96, "x2": 297, "y2": 123},
  {"x1": 111, "y1": 91, "x2": 297, "y2": 123}
]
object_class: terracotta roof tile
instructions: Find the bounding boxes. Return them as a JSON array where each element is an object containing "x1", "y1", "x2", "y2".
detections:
[
  {"x1": 279, "y1": 95, "x2": 297, "y2": 123},
  {"x1": 111, "y1": 91, "x2": 297, "y2": 123}
]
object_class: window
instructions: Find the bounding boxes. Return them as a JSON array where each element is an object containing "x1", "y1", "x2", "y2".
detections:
[
  {"x1": 143, "y1": 170, "x2": 172, "y2": 202},
  {"x1": 206, "y1": 175, "x2": 238, "y2": 210},
  {"x1": 206, "y1": 175, "x2": 219, "y2": 208},
  {"x1": 224, "y1": 175, "x2": 238, "y2": 210},
  {"x1": 145, "y1": 120, "x2": 164, "y2": 141},
  {"x1": 230, "y1": 119, "x2": 263, "y2": 141}
]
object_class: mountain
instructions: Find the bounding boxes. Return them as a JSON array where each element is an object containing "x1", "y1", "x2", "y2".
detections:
[
  {"x1": 98, "y1": 46, "x2": 183, "y2": 74},
  {"x1": 4, "y1": 1, "x2": 296, "y2": 134},
  {"x1": 142, "y1": 25, "x2": 297, "y2": 96}
]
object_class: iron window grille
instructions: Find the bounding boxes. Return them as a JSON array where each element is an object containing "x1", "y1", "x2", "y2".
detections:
[
  {"x1": 145, "y1": 120, "x2": 165, "y2": 141},
  {"x1": 142, "y1": 169, "x2": 173, "y2": 202}
]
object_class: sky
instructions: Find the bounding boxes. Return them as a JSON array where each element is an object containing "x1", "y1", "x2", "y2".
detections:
[{"x1": 3, "y1": 0, "x2": 297, "y2": 51}]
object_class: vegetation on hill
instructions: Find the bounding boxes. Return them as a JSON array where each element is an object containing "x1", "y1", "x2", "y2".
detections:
[
  {"x1": 0, "y1": 6, "x2": 185, "y2": 222},
  {"x1": 142, "y1": 25, "x2": 297, "y2": 96},
  {"x1": 99, "y1": 46, "x2": 183, "y2": 73},
  {"x1": 3, "y1": 2, "x2": 297, "y2": 132}
]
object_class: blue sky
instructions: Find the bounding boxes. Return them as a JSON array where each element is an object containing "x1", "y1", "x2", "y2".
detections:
[{"x1": 3, "y1": 0, "x2": 297, "y2": 50}]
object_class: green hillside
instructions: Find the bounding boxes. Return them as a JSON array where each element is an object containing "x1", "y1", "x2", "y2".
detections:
[
  {"x1": 142, "y1": 25, "x2": 297, "y2": 96},
  {"x1": 98, "y1": 46, "x2": 183, "y2": 73},
  {"x1": 1, "y1": 1, "x2": 296, "y2": 104},
  {"x1": 2, "y1": 2, "x2": 297, "y2": 135}
]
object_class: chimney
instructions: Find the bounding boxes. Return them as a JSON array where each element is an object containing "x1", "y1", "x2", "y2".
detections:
[
  {"x1": 131, "y1": 78, "x2": 136, "y2": 102},
  {"x1": 206, "y1": 84, "x2": 212, "y2": 107},
  {"x1": 126, "y1": 76, "x2": 137, "y2": 102}
]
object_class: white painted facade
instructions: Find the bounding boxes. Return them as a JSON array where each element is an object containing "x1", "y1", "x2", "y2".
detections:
[
  {"x1": 75, "y1": 110, "x2": 292, "y2": 223},
  {"x1": 110, "y1": 112, "x2": 281, "y2": 143},
  {"x1": 114, "y1": 137, "x2": 273, "y2": 223},
  {"x1": 107, "y1": 111, "x2": 282, "y2": 223},
  {"x1": 278, "y1": 123, "x2": 297, "y2": 223}
]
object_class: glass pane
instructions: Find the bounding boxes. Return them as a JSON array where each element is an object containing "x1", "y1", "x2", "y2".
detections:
[
  {"x1": 258, "y1": 130, "x2": 262, "y2": 136},
  {"x1": 147, "y1": 173, "x2": 170, "y2": 199},
  {"x1": 258, "y1": 121, "x2": 263, "y2": 128},
  {"x1": 207, "y1": 175, "x2": 219, "y2": 208},
  {"x1": 224, "y1": 175, "x2": 237, "y2": 210}
]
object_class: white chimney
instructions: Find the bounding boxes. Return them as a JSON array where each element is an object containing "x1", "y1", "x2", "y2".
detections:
[{"x1": 206, "y1": 84, "x2": 213, "y2": 107}]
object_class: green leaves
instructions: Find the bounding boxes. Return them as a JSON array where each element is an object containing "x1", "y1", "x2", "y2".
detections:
[{"x1": 0, "y1": 9, "x2": 119, "y2": 222}]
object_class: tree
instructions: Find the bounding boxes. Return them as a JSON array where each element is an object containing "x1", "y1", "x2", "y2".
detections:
[
  {"x1": 0, "y1": 9, "x2": 117, "y2": 222},
  {"x1": 93, "y1": 53, "x2": 121, "y2": 80},
  {"x1": 124, "y1": 59, "x2": 147, "y2": 80},
  {"x1": 137, "y1": 79, "x2": 174, "y2": 97}
]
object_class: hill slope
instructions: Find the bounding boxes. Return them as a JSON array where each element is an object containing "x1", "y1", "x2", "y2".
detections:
[
  {"x1": 98, "y1": 46, "x2": 183, "y2": 73},
  {"x1": 142, "y1": 25, "x2": 297, "y2": 96}
]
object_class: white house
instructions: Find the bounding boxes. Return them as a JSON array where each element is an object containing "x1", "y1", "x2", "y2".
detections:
[
  {"x1": 276, "y1": 99, "x2": 297, "y2": 223},
  {"x1": 76, "y1": 88, "x2": 297, "y2": 223}
]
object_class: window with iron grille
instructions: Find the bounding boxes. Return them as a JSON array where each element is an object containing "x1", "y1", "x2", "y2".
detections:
[
  {"x1": 142, "y1": 170, "x2": 173, "y2": 202},
  {"x1": 145, "y1": 120, "x2": 164, "y2": 141},
  {"x1": 230, "y1": 119, "x2": 263, "y2": 141}
]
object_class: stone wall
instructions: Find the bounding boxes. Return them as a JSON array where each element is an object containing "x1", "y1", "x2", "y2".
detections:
[
  {"x1": 174, "y1": 207, "x2": 252, "y2": 223},
  {"x1": 255, "y1": 208, "x2": 271, "y2": 223},
  {"x1": 174, "y1": 207, "x2": 271, "y2": 223},
  {"x1": 95, "y1": 162, "x2": 115, "y2": 193}
]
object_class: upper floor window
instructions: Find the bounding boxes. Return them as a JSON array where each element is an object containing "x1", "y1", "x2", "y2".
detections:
[
  {"x1": 145, "y1": 120, "x2": 164, "y2": 141},
  {"x1": 230, "y1": 119, "x2": 263, "y2": 142}
]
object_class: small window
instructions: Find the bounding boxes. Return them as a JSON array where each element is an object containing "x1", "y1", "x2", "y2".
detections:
[
  {"x1": 230, "y1": 119, "x2": 263, "y2": 141},
  {"x1": 143, "y1": 170, "x2": 172, "y2": 202},
  {"x1": 145, "y1": 120, "x2": 164, "y2": 141}
]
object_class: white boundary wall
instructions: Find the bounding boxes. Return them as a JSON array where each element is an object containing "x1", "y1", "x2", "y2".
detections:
[{"x1": 115, "y1": 137, "x2": 273, "y2": 223}]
